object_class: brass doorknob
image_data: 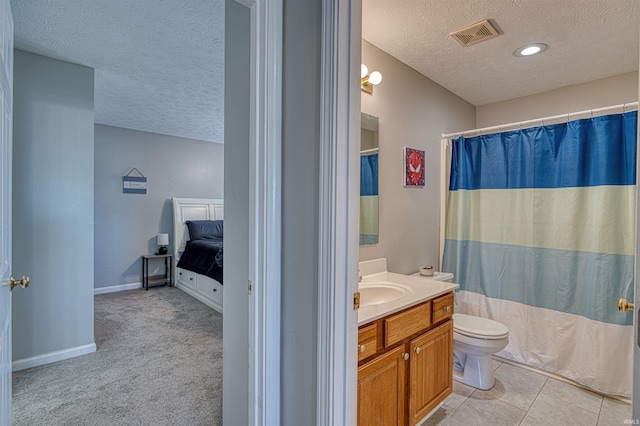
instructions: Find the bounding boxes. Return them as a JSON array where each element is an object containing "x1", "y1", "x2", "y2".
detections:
[
  {"x1": 10, "y1": 275, "x2": 29, "y2": 292},
  {"x1": 617, "y1": 297, "x2": 634, "y2": 313}
]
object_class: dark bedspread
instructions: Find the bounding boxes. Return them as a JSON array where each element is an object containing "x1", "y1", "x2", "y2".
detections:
[{"x1": 177, "y1": 237, "x2": 223, "y2": 284}]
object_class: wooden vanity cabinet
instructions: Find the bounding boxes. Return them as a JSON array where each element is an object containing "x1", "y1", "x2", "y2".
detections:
[
  {"x1": 357, "y1": 345, "x2": 406, "y2": 426},
  {"x1": 357, "y1": 292, "x2": 454, "y2": 426},
  {"x1": 408, "y1": 320, "x2": 453, "y2": 424}
]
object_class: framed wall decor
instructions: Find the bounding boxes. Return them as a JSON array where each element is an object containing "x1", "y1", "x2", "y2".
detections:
[
  {"x1": 404, "y1": 147, "x2": 425, "y2": 187},
  {"x1": 122, "y1": 167, "x2": 147, "y2": 194}
]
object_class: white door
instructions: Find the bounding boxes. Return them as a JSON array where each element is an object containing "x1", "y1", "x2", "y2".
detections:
[{"x1": 0, "y1": 0, "x2": 13, "y2": 423}]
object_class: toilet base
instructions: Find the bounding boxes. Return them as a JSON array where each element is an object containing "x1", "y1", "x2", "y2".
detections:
[{"x1": 453, "y1": 353, "x2": 495, "y2": 390}]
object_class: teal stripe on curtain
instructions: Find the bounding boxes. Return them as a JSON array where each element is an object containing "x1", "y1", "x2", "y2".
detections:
[{"x1": 443, "y1": 239, "x2": 634, "y2": 325}]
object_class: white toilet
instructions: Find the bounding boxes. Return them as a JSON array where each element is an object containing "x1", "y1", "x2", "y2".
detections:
[
  {"x1": 416, "y1": 270, "x2": 509, "y2": 390},
  {"x1": 452, "y1": 313, "x2": 509, "y2": 390}
]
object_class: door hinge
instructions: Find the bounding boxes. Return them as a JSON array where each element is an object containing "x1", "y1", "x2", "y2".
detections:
[
  {"x1": 353, "y1": 291, "x2": 360, "y2": 310},
  {"x1": 248, "y1": 280, "x2": 252, "y2": 295}
]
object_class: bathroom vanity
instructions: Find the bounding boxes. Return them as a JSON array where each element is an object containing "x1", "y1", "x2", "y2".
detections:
[{"x1": 357, "y1": 260, "x2": 458, "y2": 426}]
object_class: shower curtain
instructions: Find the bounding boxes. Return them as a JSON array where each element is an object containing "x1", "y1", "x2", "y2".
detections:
[
  {"x1": 360, "y1": 152, "x2": 379, "y2": 244},
  {"x1": 442, "y1": 111, "x2": 637, "y2": 397}
]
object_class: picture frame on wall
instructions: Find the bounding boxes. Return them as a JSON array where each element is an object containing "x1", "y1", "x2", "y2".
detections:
[{"x1": 403, "y1": 147, "x2": 425, "y2": 187}]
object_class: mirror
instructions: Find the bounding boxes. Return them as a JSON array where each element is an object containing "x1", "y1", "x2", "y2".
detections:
[{"x1": 360, "y1": 113, "x2": 379, "y2": 245}]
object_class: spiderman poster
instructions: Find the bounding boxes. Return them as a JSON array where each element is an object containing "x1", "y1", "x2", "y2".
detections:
[{"x1": 403, "y1": 147, "x2": 425, "y2": 187}]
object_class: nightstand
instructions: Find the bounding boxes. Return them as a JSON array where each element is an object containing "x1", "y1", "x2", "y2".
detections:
[{"x1": 141, "y1": 254, "x2": 173, "y2": 290}]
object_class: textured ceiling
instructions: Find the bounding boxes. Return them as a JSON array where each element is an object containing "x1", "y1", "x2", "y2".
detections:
[
  {"x1": 9, "y1": 1, "x2": 639, "y2": 144},
  {"x1": 11, "y1": 0, "x2": 224, "y2": 143},
  {"x1": 363, "y1": 0, "x2": 639, "y2": 106}
]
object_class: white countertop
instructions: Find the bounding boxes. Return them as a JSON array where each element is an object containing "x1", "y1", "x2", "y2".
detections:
[{"x1": 358, "y1": 271, "x2": 459, "y2": 326}]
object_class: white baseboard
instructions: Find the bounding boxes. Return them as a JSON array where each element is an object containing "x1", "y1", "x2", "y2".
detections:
[
  {"x1": 94, "y1": 282, "x2": 141, "y2": 295},
  {"x1": 12, "y1": 343, "x2": 97, "y2": 372}
]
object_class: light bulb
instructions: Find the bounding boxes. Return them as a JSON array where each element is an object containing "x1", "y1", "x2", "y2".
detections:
[
  {"x1": 513, "y1": 43, "x2": 548, "y2": 57},
  {"x1": 520, "y1": 46, "x2": 541, "y2": 56},
  {"x1": 368, "y1": 71, "x2": 382, "y2": 85},
  {"x1": 361, "y1": 64, "x2": 368, "y2": 79}
]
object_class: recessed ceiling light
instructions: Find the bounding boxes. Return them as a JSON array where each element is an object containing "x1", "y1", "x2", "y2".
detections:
[{"x1": 513, "y1": 43, "x2": 548, "y2": 57}]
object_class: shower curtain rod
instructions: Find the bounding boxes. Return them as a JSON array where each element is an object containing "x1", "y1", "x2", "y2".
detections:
[{"x1": 442, "y1": 101, "x2": 639, "y2": 140}]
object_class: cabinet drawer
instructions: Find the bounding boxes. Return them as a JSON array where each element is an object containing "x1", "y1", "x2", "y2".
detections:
[
  {"x1": 384, "y1": 301, "x2": 432, "y2": 347},
  {"x1": 358, "y1": 323, "x2": 378, "y2": 362},
  {"x1": 177, "y1": 268, "x2": 196, "y2": 290},
  {"x1": 432, "y1": 293, "x2": 454, "y2": 324},
  {"x1": 198, "y1": 276, "x2": 223, "y2": 305}
]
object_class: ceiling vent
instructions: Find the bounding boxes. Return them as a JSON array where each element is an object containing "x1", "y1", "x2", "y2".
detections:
[{"x1": 450, "y1": 19, "x2": 500, "y2": 47}]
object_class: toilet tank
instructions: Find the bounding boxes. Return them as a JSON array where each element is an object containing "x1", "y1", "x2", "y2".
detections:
[
  {"x1": 412, "y1": 271, "x2": 454, "y2": 282},
  {"x1": 432, "y1": 272, "x2": 454, "y2": 282}
]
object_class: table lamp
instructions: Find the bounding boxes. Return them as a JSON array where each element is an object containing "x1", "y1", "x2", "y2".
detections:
[{"x1": 157, "y1": 233, "x2": 169, "y2": 255}]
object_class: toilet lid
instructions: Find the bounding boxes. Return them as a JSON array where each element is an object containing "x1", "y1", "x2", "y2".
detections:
[{"x1": 453, "y1": 313, "x2": 509, "y2": 339}]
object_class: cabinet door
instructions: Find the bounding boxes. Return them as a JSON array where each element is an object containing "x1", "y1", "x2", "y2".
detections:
[
  {"x1": 358, "y1": 345, "x2": 406, "y2": 426},
  {"x1": 408, "y1": 320, "x2": 453, "y2": 425}
]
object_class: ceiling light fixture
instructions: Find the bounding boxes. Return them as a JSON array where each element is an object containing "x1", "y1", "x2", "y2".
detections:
[
  {"x1": 361, "y1": 64, "x2": 382, "y2": 94},
  {"x1": 513, "y1": 43, "x2": 548, "y2": 57}
]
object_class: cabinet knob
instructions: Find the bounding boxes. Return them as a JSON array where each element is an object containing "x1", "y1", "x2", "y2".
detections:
[
  {"x1": 402, "y1": 352, "x2": 409, "y2": 361},
  {"x1": 414, "y1": 347, "x2": 421, "y2": 354},
  {"x1": 444, "y1": 305, "x2": 451, "y2": 313},
  {"x1": 213, "y1": 288, "x2": 217, "y2": 292},
  {"x1": 359, "y1": 344, "x2": 366, "y2": 353}
]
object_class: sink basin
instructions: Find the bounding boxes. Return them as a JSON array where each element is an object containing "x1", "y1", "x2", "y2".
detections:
[{"x1": 359, "y1": 282, "x2": 413, "y2": 306}]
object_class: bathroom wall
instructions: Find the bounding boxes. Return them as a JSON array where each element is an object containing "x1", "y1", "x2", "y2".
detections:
[
  {"x1": 359, "y1": 40, "x2": 475, "y2": 274},
  {"x1": 477, "y1": 71, "x2": 638, "y2": 127}
]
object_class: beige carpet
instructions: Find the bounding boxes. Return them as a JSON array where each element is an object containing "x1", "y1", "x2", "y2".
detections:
[{"x1": 12, "y1": 286, "x2": 223, "y2": 426}]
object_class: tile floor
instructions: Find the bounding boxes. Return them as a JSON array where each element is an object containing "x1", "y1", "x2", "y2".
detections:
[{"x1": 420, "y1": 359, "x2": 632, "y2": 426}]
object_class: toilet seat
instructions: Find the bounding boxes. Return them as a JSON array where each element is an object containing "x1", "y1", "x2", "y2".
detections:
[{"x1": 453, "y1": 313, "x2": 509, "y2": 340}]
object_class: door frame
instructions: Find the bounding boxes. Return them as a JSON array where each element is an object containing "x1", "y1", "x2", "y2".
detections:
[
  {"x1": 0, "y1": 0, "x2": 12, "y2": 422},
  {"x1": 632, "y1": 28, "x2": 640, "y2": 419},
  {"x1": 241, "y1": 0, "x2": 360, "y2": 423},
  {"x1": 316, "y1": 0, "x2": 361, "y2": 424},
  {"x1": 236, "y1": 0, "x2": 283, "y2": 424}
]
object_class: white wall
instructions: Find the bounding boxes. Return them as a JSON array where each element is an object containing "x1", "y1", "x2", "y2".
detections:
[
  {"x1": 94, "y1": 124, "x2": 223, "y2": 290},
  {"x1": 12, "y1": 50, "x2": 95, "y2": 363},
  {"x1": 477, "y1": 72, "x2": 639, "y2": 128},
  {"x1": 359, "y1": 40, "x2": 476, "y2": 274},
  {"x1": 223, "y1": 1, "x2": 249, "y2": 424}
]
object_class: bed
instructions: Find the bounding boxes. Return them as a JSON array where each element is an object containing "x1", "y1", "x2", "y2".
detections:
[{"x1": 172, "y1": 197, "x2": 224, "y2": 313}]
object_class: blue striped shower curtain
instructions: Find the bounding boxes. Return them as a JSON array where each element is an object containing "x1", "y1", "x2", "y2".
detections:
[
  {"x1": 442, "y1": 111, "x2": 637, "y2": 396},
  {"x1": 360, "y1": 153, "x2": 379, "y2": 244}
]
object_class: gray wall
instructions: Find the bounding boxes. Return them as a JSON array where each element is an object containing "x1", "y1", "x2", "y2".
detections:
[
  {"x1": 94, "y1": 124, "x2": 223, "y2": 289},
  {"x1": 12, "y1": 50, "x2": 95, "y2": 361},
  {"x1": 223, "y1": 1, "x2": 249, "y2": 424},
  {"x1": 477, "y1": 71, "x2": 639, "y2": 127},
  {"x1": 359, "y1": 40, "x2": 476, "y2": 274},
  {"x1": 281, "y1": 0, "x2": 321, "y2": 421}
]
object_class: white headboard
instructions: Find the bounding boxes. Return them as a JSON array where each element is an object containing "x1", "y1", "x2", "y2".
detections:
[{"x1": 172, "y1": 197, "x2": 224, "y2": 260}]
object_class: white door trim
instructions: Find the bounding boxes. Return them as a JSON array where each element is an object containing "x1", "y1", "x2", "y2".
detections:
[
  {"x1": 317, "y1": 0, "x2": 361, "y2": 424},
  {"x1": 632, "y1": 29, "x2": 640, "y2": 420},
  {"x1": 237, "y1": 0, "x2": 283, "y2": 424}
]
